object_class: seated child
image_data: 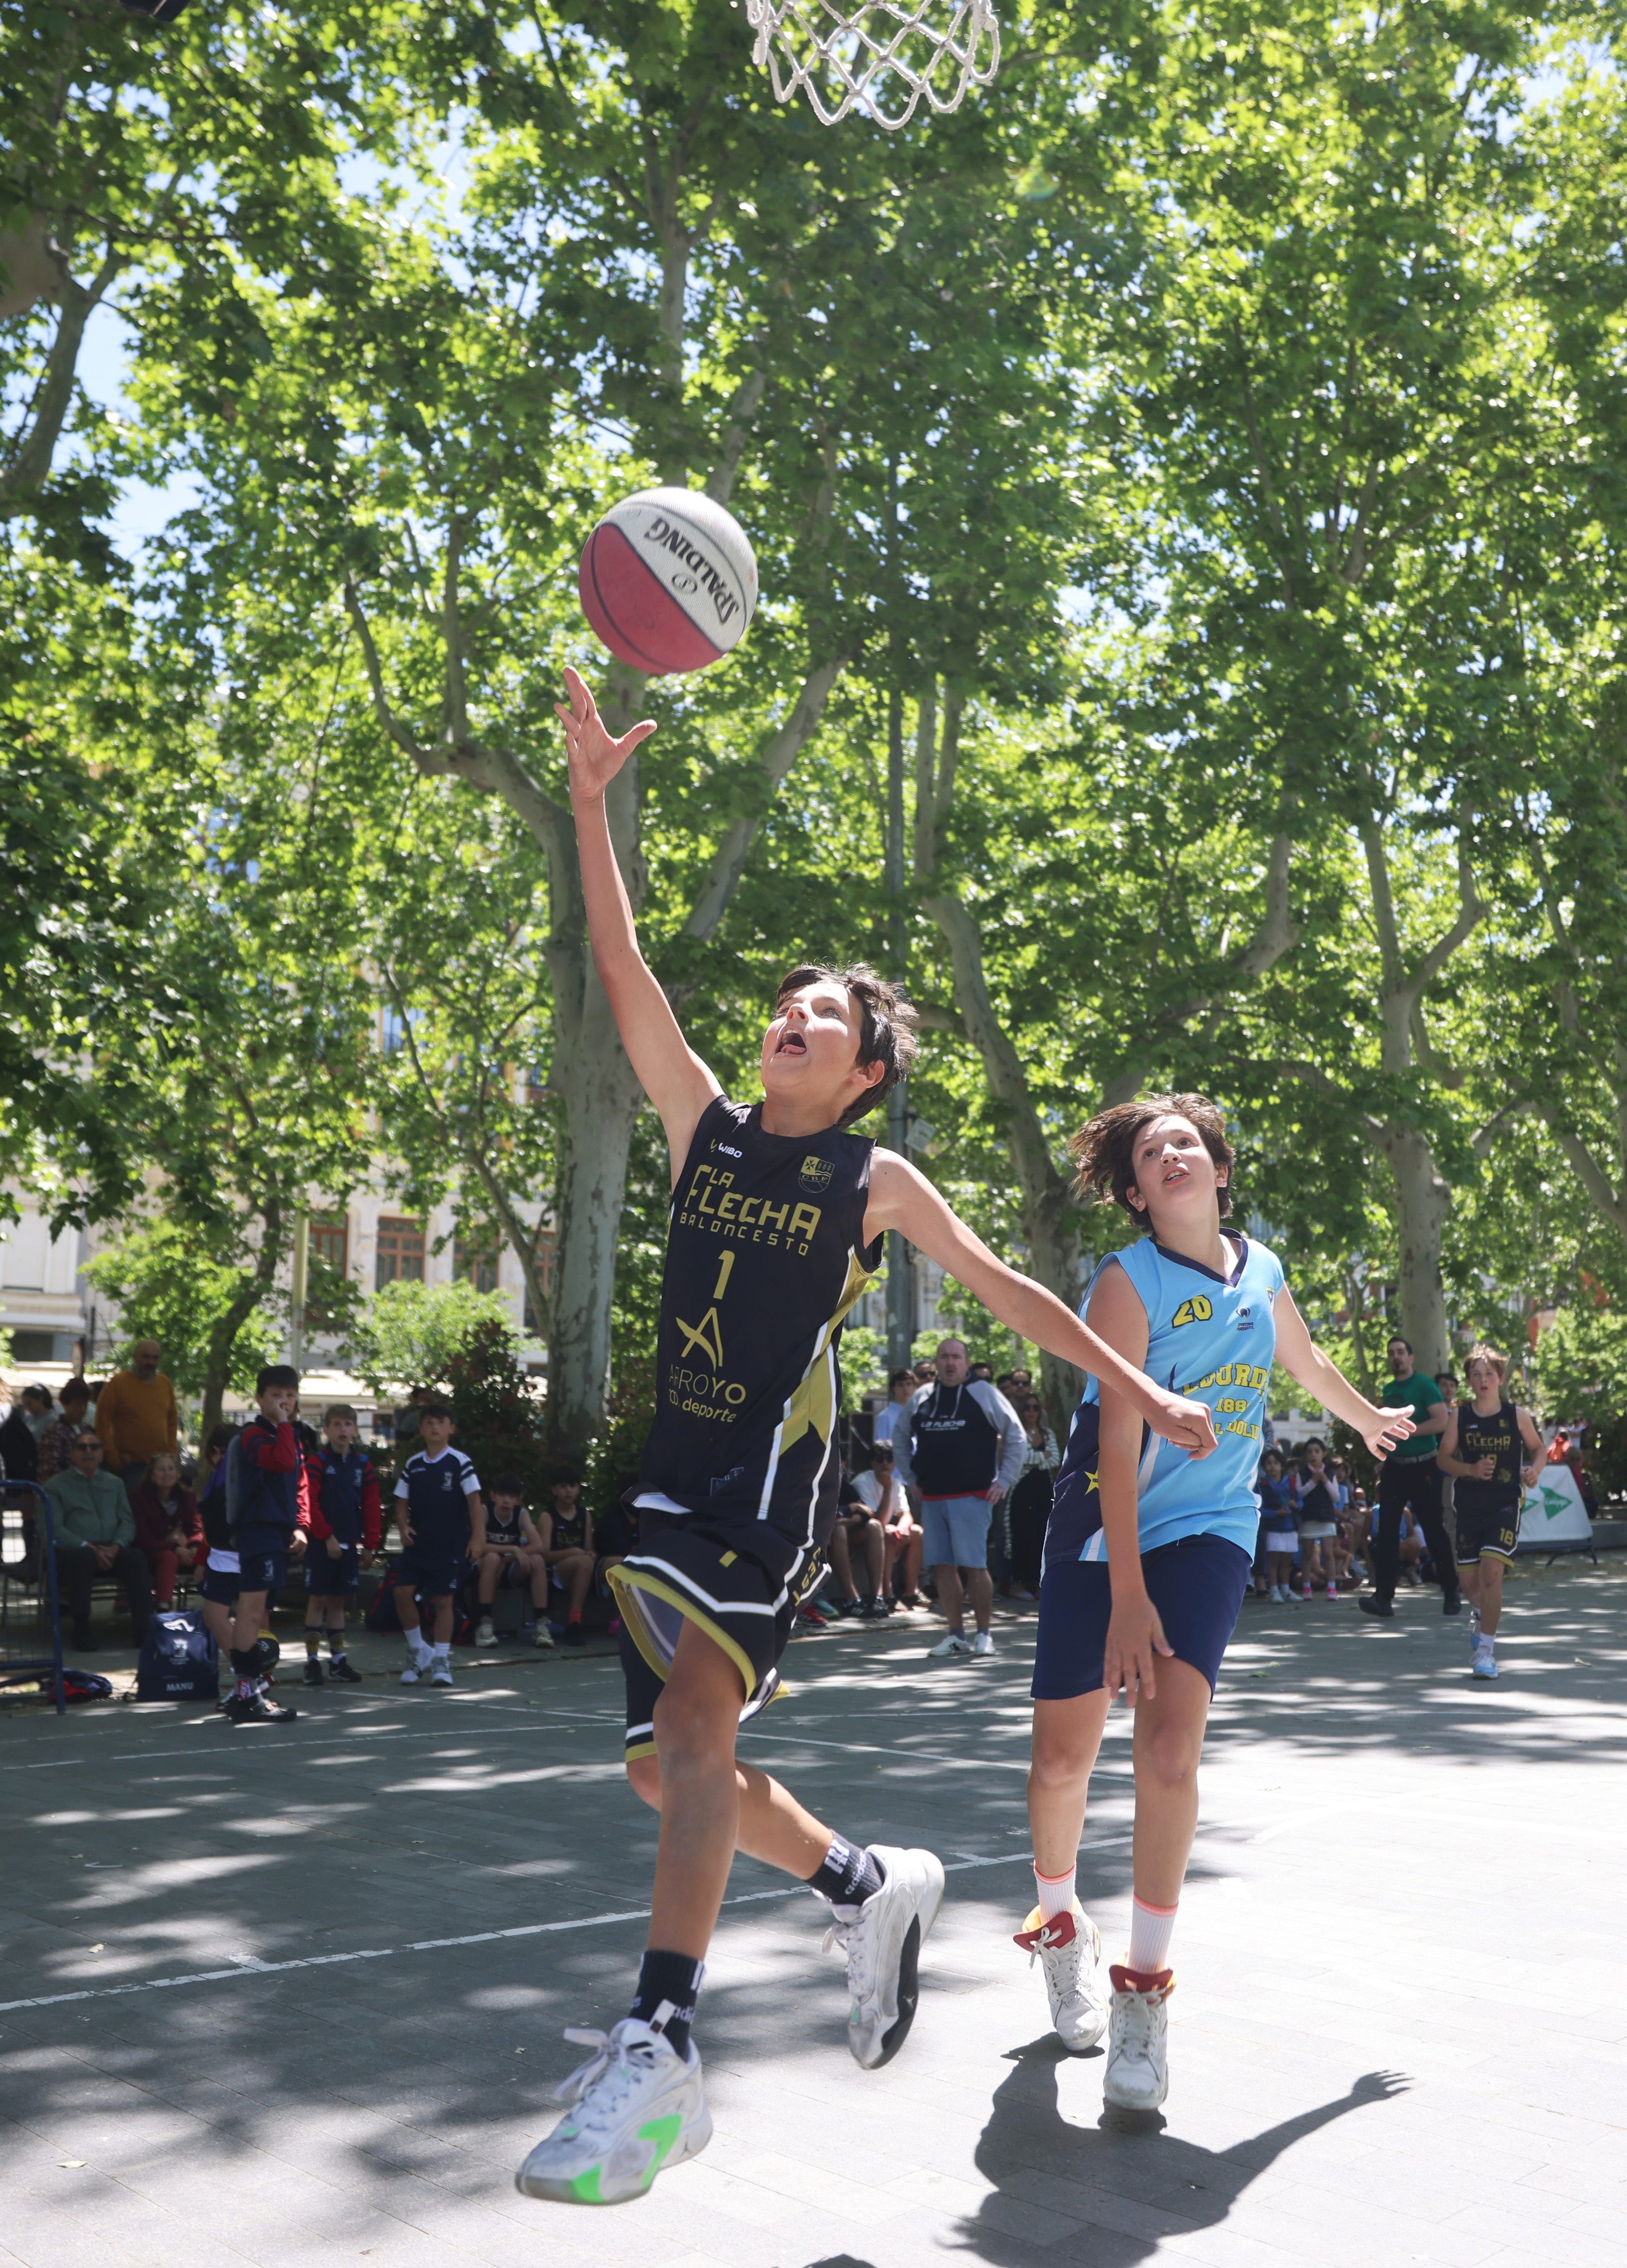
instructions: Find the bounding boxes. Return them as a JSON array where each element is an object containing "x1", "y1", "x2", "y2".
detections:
[
  {"x1": 539, "y1": 1469, "x2": 595, "y2": 1648},
  {"x1": 302, "y1": 1403, "x2": 382, "y2": 1686},
  {"x1": 474, "y1": 1474, "x2": 553, "y2": 1649}
]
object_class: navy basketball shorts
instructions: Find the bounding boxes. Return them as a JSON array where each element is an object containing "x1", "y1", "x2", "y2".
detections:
[
  {"x1": 609, "y1": 1510, "x2": 825, "y2": 1752},
  {"x1": 1455, "y1": 1499, "x2": 1521, "y2": 1565},
  {"x1": 198, "y1": 1563, "x2": 241, "y2": 1607},
  {"x1": 1032, "y1": 1533, "x2": 1254, "y2": 1701},
  {"x1": 391, "y1": 1547, "x2": 463, "y2": 1601},
  {"x1": 235, "y1": 1526, "x2": 291, "y2": 1597},
  {"x1": 305, "y1": 1543, "x2": 360, "y2": 1597}
]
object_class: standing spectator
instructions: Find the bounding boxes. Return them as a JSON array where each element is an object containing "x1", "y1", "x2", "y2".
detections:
[
  {"x1": 0, "y1": 1383, "x2": 51, "y2": 1484},
  {"x1": 969, "y1": 1359, "x2": 995, "y2": 1383},
  {"x1": 871, "y1": 1369, "x2": 918, "y2": 1451},
  {"x1": 223, "y1": 1365, "x2": 309, "y2": 1724},
  {"x1": 392, "y1": 1399, "x2": 484, "y2": 1684},
  {"x1": 1006, "y1": 1394, "x2": 1060, "y2": 1601},
  {"x1": 473, "y1": 1475, "x2": 554, "y2": 1650},
  {"x1": 893, "y1": 1337, "x2": 1024, "y2": 1660},
  {"x1": 96, "y1": 1339, "x2": 180, "y2": 1496},
  {"x1": 301, "y1": 1403, "x2": 382, "y2": 1686},
  {"x1": 130, "y1": 1452, "x2": 203, "y2": 1609},
  {"x1": 853, "y1": 1440, "x2": 923, "y2": 1606},
  {"x1": 44, "y1": 1429, "x2": 154, "y2": 1650},
  {"x1": 1360, "y1": 1335, "x2": 1460, "y2": 1621},
  {"x1": 36, "y1": 1378, "x2": 90, "y2": 1482},
  {"x1": 1256, "y1": 1449, "x2": 1298, "y2": 1602},
  {"x1": 195, "y1": 1422, "x2": 242, "y2": 1673},
  {"x1": 1291, "y1": 1438, "x2": 1343, "y2": 1601}
]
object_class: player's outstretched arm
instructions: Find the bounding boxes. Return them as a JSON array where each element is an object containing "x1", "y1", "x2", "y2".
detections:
[
  {"x1": 556, "y1": 666, "x2": 720, "y2": 1169},
  {"x1": 1271, "y1": 1288, "x2": 1415, "y2": 1461},
  {"x1": 866, "y1": 1151, "x2": 1218, "y2": 1458}
]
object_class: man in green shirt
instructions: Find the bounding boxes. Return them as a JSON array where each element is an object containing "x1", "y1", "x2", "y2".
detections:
[
  {"x1": 1359, "y1": 1337, "x2": 1459, "y2": 1620},
  {"x1": 44, "y1": 1428, "x2": 154, "y2": 1650}
]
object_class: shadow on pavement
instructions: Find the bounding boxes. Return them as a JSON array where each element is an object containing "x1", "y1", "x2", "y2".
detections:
[{"x1": 956, "y1": 2041, "x2": 1409, "y2": 2265}]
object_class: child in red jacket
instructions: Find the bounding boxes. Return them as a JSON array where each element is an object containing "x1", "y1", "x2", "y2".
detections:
[{"x1": 301, "y1": 1403, "x2": 382, "y2": 1686}]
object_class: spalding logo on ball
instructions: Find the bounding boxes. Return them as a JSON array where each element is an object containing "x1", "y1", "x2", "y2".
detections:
[{"x1": 579, "y1": 486, "x2": 759, "y2": 676}]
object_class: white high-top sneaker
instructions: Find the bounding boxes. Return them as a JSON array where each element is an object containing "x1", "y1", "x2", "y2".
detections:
[
  {"x1": 1102, "y1": 1963, "x2": 1175, "y2": 2110},
  {"x1": 1013, "y1": 1901, "x2": 1108, "y2": 2051},
  {"x1": 515, "y1": 2018, "x2": 711, "y2": 2205}
]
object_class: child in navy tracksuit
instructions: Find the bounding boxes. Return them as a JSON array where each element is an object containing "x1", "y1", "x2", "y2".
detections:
[
  {"x1": 226, "y1": 1364, "x2": 310, "y2": 1724},
  {"x1": 302, "y1": 1403, "x2": 382, "y2": 1686}
]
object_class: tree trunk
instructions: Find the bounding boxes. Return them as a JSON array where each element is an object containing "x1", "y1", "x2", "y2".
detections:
[{"x1": 1373, "y1": 1123, "x2": 1452, "y2": 1377}]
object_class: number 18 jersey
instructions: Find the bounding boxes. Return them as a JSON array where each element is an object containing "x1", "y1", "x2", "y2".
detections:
[{"x1": 635, "y1": 1095, "x2": 882, "y2": 1570}]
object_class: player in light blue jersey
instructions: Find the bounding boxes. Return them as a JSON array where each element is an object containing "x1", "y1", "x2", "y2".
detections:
[{"x1": 1013, "y1": 1094, "x2": 1413, "y2": 2111}]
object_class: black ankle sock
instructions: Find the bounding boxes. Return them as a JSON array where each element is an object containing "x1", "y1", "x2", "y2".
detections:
[
  {"x1": 806, "y1": 1833, "x2": 886, "y2": 1908},
  {"x1": 629, "y1": 1948, "x2": 704, "y2": 2058}
]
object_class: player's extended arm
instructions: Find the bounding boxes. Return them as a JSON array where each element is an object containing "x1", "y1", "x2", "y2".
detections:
[
  {"x1": 1271, "y1": 1289, "x2": 1416, "y2": 1462},
  {"x1": 865, "y1": 1150, "x2": 1217, "y2": 1457},
  {"x1": 1517, "y1": 1407, "x2": 1545, "y2": 1487},
  {"x1": 556, "y1": 667, "x2": 720, "y2": 1170}
]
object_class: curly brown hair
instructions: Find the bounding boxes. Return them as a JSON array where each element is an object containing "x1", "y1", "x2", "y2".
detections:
[
  {"x1": 1068, "y1": 1093, "x2": 1238, "y2": 1222},
  {"x1": 775, "y1": 963, "x2": 919, "y2": 1129}
]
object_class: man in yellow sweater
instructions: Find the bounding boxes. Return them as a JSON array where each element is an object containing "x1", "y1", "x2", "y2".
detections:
[{"x1": 96, "y1": 1339, "x2": 180, "y2": 1495}]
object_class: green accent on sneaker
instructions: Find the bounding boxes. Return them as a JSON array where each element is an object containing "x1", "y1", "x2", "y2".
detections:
[
  {"x1": 638, "y1": 2112, "x2": 684, "y2": 2182},
  {"x1": 567, "y1": 2165, "x2": 605, "y2": 2202}
]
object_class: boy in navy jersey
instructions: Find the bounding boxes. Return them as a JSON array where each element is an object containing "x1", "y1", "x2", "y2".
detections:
[
  {"x1": 391, "y1": 1398, "x2": 484, "y2": 1688},
  {"x1": 1437, "y1": 1343, "x2": 1543, "y2": 1681},
  {"x1": 224, "y1": 1365, "x2": 310, "y2": 1724},
  {"x1": 1017, "y1": 1095, "x2": 1414, "y2": 2111},
  {"x1": 301, "y1": 1404, "x2": 382, "y2": 1686},
  {"x1": 515, "y1": 671, "x2": 1221, "y2": 2209}
]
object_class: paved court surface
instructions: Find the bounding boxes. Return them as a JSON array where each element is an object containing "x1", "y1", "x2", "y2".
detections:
[{"x1": 3, "y1": 1558, "x2": 1626, "y2": 2268}]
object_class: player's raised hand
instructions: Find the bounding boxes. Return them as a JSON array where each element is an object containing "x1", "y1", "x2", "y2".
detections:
[
  {"x1": 1151, "y1": 1390, "x2": 1219, "y2": 1460},
  {"x1": 1363, "y1": 1409, "x2": 1415, "y2": 1463},
  {"x1": 555, "y1": 666, "x2": 655, "y2": 801}
]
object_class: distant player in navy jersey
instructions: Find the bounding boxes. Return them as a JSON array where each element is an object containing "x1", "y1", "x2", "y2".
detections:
[
  {"x1": 515, "y1": 670, "x2": 1221, "y2": 2210},
  {"x1": 1016, "y1": 1095, "x2": 1414, "y2": 2112},
  {"x1": 391, "y1": 1399, "x2": 484, "y2": 1689},
  {"x1": 301, "y1": 1404, "x2": 381, "y2": 1686}
]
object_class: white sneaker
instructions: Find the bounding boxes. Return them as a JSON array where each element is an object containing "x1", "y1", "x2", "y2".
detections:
[
  {"x1": 1103, "y1": 1964, "x2": 1173, "y2": 2110},
  {"x1": 820, "y1": 1844, "x2": 946, "y2": 2068},
  {"x1": 400, "y1": 1653, "x2": 430, "y2": 1686},
  {"x1": 971, "y1": 1629, "x2": 995, "y2": 1658},
  {"x1": 1267, "y1": 1585, "x2": 1283, "y2": 1603},
  {"x1": 430, "y1": 1656, "x2": 454, "y2": 1686},
  {"x1": 1014, "y1": 1901, "x2": 1107, "y2": 2051},
  {"x1": 514, "y1": 2018, "x2": 711, "y2": 2204},
  {"x1": 476, "y1": 1619, "x2": 497, "y2": 1647},
  {"x1": 928, "y1": 1633, "x2": 972, "y2": 1658},
  {"x1": 1471, "y1": 1639, "x2": 1499, "y2": 1681},
  {"x1": 533, "y1": 1622, "x2": 555, "y2": 1649}
]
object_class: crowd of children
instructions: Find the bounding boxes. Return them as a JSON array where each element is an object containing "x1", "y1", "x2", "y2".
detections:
[{"x1": 186, "y1": 1365, "x2": 628, "y2": 1721}]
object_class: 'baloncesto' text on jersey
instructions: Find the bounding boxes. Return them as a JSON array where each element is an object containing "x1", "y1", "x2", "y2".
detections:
[
  {"x1": 636, "y1": 1095, "x2": 881, "y2": 1559},
  {"x1": 1046, "y1": 1232, "x2": 1285, "y2": 1566}
]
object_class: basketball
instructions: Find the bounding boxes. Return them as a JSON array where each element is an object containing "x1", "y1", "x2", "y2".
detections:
[{"x1": 578, "y1": 486, "x2": 758, "y2": 676}]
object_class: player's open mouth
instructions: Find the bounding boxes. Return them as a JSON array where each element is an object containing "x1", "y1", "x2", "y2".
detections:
[{"x1": 774, "y1": 1034, "x2": 807, "y2": 1056}]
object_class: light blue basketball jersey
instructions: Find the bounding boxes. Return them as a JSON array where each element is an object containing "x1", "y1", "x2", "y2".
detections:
[{"x1": 1045, "y1": 1232, "x2": 1285, "y2": 1564}]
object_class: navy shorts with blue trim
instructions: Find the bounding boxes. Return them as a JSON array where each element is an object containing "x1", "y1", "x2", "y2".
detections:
[
  {"x1": 1032, "y1": 1532, "x2": 1253, "y2": 1701},
  {"x1": 198, "y1": 1564, "x2": 241, "y2": 1607},
  {"x1": 235, "y1": 1526, "x2": 291, "y2": 1597},
  {"x1": 305, "y1": 1543, "x2": 361, "y2": 1597},
  {"x1": 391, "y1": 1547, "x2": 464, "y2": 1600}
]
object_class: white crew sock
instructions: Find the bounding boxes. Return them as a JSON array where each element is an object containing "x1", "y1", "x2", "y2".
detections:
[
  {"x1": 407, "y1": 1629, "x2": 431, "y2": 1661},
  {"x1": 430, "y1": 1641, "x2": 450, "y2": 1663},
  {"x1": 1033, "y1": 1863, "x2": 1076, "y2": 1924},
  {"x1": 1127, "y1": 1895, "x2": 1177, "y2": 1974}
]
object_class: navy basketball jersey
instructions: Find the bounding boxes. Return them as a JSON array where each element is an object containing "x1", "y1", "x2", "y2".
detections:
[
  {"x1": 1046, "y1": 1232, "x2": 1285, "y2": 1566},
  {"x1": 1455, "y1": 1399, "x2": 1522, "y2": 1515},
  {"x1": 637, "y1": 1095, "x2": 881, "y2": 1562}
]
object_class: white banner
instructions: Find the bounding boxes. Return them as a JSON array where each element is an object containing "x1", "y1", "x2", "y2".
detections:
[{"x1": 1514, "y1": 1461, "x2": 1594, "y2": 1551}]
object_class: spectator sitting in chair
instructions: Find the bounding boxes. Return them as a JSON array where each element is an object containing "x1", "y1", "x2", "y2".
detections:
[
  {"x1": 474, "y1": 1474, "x2": 554, "y2": 1651},
  {"x1": 828, "y1": 1467, "x2": 888, "y2": 1618},
  {"x1": 96, "y1": 1338, "x2": 180, "y2": 1497},
  {"x1": 45, "y1": 1428, "x2": 154, "y2": 1649},
  {"x1": 852, "y1": 1440, "x2": 922, "y2": 1607},
  {"x1": 131, "y1": 1452, "x2": 203, "y2": 1609},
  {"x1": 541, "y1": 1471, "x2": 596, "y2": 1648}
]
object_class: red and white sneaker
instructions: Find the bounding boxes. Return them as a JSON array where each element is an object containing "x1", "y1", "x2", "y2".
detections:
[
  {"x1": 1103, "y1": 1963, "x2": 1174, "y2": 2109},
  {"x1": 1013, "y1": 1902, "x2": 1107, "y2": 2052}
]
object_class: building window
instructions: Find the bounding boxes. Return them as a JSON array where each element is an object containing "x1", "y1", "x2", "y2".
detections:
[
  {"x1": 376, "y1": 1218, "x2": 425, "y2": 1289},
  {"x1": 10, "y1": 1330, "x2": 54, "y2": 1364},
  {"x1": 455, "y1": 1237, "x2": 499, "y2": 1295},
  {"x1": 309, "y1": 1215, "x2": 349, "y2": 1274}
]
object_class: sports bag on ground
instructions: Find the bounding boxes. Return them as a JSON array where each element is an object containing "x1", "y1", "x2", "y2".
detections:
[{"x1": 136, "y1": 1609, "x2": 219, "y2": 1701}]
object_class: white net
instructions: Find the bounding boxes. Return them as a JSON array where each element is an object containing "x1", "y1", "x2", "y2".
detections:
[{"x1": 743, "y1": 0, "x2": 1001, "y2": 129}]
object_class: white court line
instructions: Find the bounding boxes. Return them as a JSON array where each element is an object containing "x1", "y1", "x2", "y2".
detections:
[{"x1": 0, "y1": 1848, "x2": 1037, "y2": 2016}]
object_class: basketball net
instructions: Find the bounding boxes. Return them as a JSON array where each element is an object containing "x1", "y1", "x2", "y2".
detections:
[{"x1": 742, "y1": 0, "x2": 1001, "y2": 129}]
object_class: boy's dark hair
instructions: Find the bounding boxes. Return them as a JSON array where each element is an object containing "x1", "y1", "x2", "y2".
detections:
[
  {"x1": 1069, "y1": 1093, "x2": 1239, "y2": 1222},
  {"x1": 775, "y1": 963, "x2": 919, "y2": 1129},
  {"x1": 323, "y1": 1403, "x2": 358, "y2": 1426},
  {"x1": 488, "y1": 1473, "x2": 527, "y2": 1499},
  {"x1": 1262, "y1": 1447, "x2": 1284, "y2": 1467},
  {"x1": 889, "y1": 1368, "x2": 914, "y2": 1391},
  {"x1": 257, "y1": 1364, "x2": 300, "y2": 1393},
  {"x1": 417, "y1": 1396, "x2": 454, "y2": 1419},
  {"x1": 551, "y1": 1467, "x2": 583, "y2": 1489},
  {"x1": 206, "y1": 1422, "x2": 238, "y2": 1455}
]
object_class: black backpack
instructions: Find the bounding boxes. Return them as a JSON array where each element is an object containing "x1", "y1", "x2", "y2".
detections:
[{"x1": 136, "y1": 1609, "x2": 219, "y2": 1702}]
